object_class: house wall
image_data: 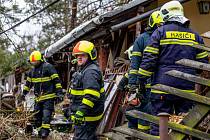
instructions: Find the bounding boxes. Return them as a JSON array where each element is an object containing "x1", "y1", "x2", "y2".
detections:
[
  {"x1": 158, "y1": 0, "x2": 210, "y2": 46},
  {"x1": 184, "y1": 0, "x2": 210, "y2": 46}
]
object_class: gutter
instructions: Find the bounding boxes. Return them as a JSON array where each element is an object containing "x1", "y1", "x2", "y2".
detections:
[
  {"x1": 111, "y1": 0, "x2": 191, "y2": 31},
  {"x1": 44, "y1": 0, "x2": 153, "y2": 58}
]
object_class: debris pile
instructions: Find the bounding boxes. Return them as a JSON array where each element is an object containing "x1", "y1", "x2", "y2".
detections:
[
  {"x1": 169, "y1": 114, "x2": 186, "y2": 123},
  {"x1": 0, "y1": 111, "x2": 33, "y2": 140}
]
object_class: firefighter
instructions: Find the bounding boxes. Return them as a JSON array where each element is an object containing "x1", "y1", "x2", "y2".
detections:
[
  {"x1": 137, "y1": 1, "x2": 208, "y2": 135},
  {"x1": 22, "y1": 50, "x2": 64, "y2": 138},
  {"x1": 128, "y1": 11, "x2": 163, "y2": 132},
  {"x1": 118, "y1": 45, "x2": 133, "y2": 92},
  {"x1": 69, "y1": 40, "x2": 105, "y2": 140},
  {"x1": 118, "y1": 46, "x2": 141, "y2": 130}
]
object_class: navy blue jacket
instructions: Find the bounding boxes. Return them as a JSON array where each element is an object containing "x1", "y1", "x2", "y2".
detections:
[
  {"x1": 23, "y1": 62, "x2": 63, "y2": 102},
  {"x1": 69, "y1": 61, "x2": 105, "y2": 122},
  {"x1": 129, "y1": 31, "x2": 151, "y2": 85},
  {"x1": 138, "y1": 22, "x2": 208, "y2": 97}
]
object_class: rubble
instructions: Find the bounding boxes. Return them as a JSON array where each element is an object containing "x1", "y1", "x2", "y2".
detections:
[
  {"x1": 0, "y1": 111, "x2": 34, "y2": 140},
  {"x1": 50, "y1": 130, "x2": 74, "y2": 140}
]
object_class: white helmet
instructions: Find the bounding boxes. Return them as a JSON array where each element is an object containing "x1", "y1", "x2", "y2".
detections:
[
  {"x1": 160, "y1": 0, "x2": 184, "y2": 21},
  {"x1": 124, "y1": 45, "x2": 133, "y2": 60}
]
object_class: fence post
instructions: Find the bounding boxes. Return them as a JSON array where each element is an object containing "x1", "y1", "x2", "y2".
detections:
[{"x1": 158, "y1": 112, "x2": 170, "y2": 140}]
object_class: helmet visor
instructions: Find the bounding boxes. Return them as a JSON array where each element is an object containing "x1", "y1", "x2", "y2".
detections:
[{"x1": 149, "y1": 16, "x2": 154, "y2": 27}]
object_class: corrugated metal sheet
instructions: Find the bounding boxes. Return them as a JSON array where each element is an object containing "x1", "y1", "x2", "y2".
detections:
[
  {"x1": 44, "y1": 0, "x2": 151, "y2": 58},
  {"x1": 44, "y1": 17, "x2": 99, "y2": 58}
]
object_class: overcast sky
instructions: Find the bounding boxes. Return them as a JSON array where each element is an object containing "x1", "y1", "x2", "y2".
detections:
[
  {"x1": 16, "y1": 0, "x2": 42, "y2": 38},
  {"x1": 2, "y1": 0, "x2": 42, "y2": 51}
]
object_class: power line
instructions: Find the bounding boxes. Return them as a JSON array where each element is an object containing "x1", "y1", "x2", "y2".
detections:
[{"x1": 0, "y1": 0, "x2": 61, "y2": 35}]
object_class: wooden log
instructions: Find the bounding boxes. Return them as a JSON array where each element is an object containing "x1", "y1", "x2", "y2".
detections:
[
  {"x1": 126, "y1": 110, "x2": 210, "y2": 140},
  {"x1": 169, "y1": 91, "x2": 210, "y2": 140},
  {"x1": 112, "y1": 126, "x2": 160, "y2": 140},
  {"x1": 2, "y1": 101, "x2": 15, "y2": 110},
  {"x1": 103, "y1": 132, "x2": 127, "y2": 140},
  {"x1": 165, "y1": 70, "x2": 210, "y2": 86},
  {"x1": 176, "y1": 59, "x2": 210, "y2": 71},
  {"x1": 152, "y1": 84, "x2": 210, "y2": 106},
  {"x1": 0, "y1": 110, "x2": 15, "y2": 113},
  {"x1": 192, "y1": 44, "x2": 210, "y2": 52}
]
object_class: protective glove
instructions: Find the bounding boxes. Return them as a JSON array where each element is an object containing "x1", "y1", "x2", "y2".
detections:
[
  {"x1": 136, "y1": 82, "x2": 145, "y2": 100},
  {"x1": 118, "y1": 76, "x2": 128, "y2": 91},
  {"x1": 71, "y1": 110, "x2": 84, "y2": 125},
  {"x1": 136, "y1": 91, "x2": 144, "y2": 100},
  {"x1": 128, "y1": 84, "x2": 138, "y2": 95}
]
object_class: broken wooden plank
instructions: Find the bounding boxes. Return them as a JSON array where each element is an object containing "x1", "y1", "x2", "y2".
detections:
[
  {"x1": 126, "y1": 110, "x2": 210, "y2": 140},
  {"x1": 112, "y1": 126, "x2": 160, "y2": 140},
  {"x1": 103, "y1": 132, "x2": 127, "y2": 140},
  {"x1": 166, "y1": 70, "x2": 210, "y2": 86},
  {"x1": 169, "y1": 91, "x2": 210, "y2": 140},
  {"x1": 176, "y1": 59, "x2": 210, "y2": 71},
  {"x1": 97, "y1": 75, "x2": 123, "y2": 134},
  {"x1": 192, "y1": 44, "x2": 210, "y2": 52},
  {"x1": 201, "y1": 31, "x2": 210, "y2": 39},
  {"x1": 152, "y1": 84, "x2": 210, "y2": 106}
]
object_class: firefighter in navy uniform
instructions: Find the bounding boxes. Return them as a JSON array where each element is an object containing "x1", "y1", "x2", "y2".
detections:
[
  {"x1": 128, "y1": 11, "x2": 163, "y2": 132},
  {"x1": 118, "y1": 45, "x2": 133, "y2": 92},
  {"x1": 69, "y1": 40, "x2": 105, "y2": 140},
  {"x1": 118, "y1": 46, "x2": 141, "y2": 130},
  {"x1": 22, "y1": 51, "x2": 64, "y2": 138},
  {"x1": 137, "y1": 1, "x2": 208, "y2": 136}
]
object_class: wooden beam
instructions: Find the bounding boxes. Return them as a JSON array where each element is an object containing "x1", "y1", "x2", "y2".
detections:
[
  {"x1": 71, "y1": 0, "x2": 77, "y2": 29},
  {"x1": 165, "y1": 70, "x2": 210, "y2": 86},
  {"x1": 152, "y1": 84, "x2": 210, "y2": 106},
  {"x1": 201, "y1": 31, "x2": 210, "y2": 39},
  {"x1": 103, "y1": 132, "x2": 127, "y2": 140},
  {"x1": 192, "y1": 44, "x2": 210, "y2": 52},
  {"x1": 135, "y1": 6, "x2": 144, "y2": 37},
  {"x1": 112, "y1": 126, "x2": 160, "y2": 140},
  {"x1": 126, "y1": 110, "x2": 210, "y2": 140},
  {"x1": 176, "y1": 59, "x2": 210, "y2": 71},
  {"x1": 169, "y1": 91, "x2": 210, "y2": 139}
]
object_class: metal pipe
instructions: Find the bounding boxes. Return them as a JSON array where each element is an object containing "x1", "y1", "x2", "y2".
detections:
[
  {"x1": 111, "y1": 0, "x2": 191, "y2": 31},
  {"x1": 158, "y1": 113, "x2": 170, "y2": 140}
]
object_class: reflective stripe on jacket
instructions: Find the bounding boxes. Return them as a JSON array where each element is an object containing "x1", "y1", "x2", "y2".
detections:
[
  {"x1": 23, "y1": 62, "x2": 63, "y2": 101},
  {"x1": 69, "y1": 61, "x2": 105, "y2": 122},
  {"x1": 138, "y1": 22, "x2": 208, "y2": 94},
  {"x1": 129, "y1": 32, "x2": 151, "y2": 85}
]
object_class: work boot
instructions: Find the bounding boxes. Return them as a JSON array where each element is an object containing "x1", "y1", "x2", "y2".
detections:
[
  {"x1": 25, "y1": 123, "x2": 33, "y2": 135},
  {"x1": 31, "y1": 128, "x2": 39, "y2": 136},
  {"x1": 41, "y1": 132, "x2": 49, "y2": 139},
  {"x1": 40, "y1": 129, "x2": 49, "y2": 139}
]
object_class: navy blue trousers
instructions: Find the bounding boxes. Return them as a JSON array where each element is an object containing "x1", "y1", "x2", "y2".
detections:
[
  {"x1": 126, "y1": 88, "x2": 151, "y2": 130},
  {"x1": 34, "y1": 99, "x2": 54, "y2": 136},
  {"x1": 73, "y1": 121, "x2": 99, "y2": 140},
  {"x1": 150, "y1": 95, "x2": 194, "y2": 135}
]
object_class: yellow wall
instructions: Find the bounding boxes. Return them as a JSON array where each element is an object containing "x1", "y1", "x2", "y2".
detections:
[{"x1": 158, "y1": 0, "x2": 210, "y2": 46}]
